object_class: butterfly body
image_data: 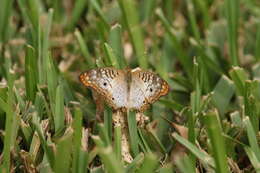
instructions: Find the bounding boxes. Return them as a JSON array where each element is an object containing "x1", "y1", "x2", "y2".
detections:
[{"x1": 79, "y1": 67, "x2": 169, "y2": 112}]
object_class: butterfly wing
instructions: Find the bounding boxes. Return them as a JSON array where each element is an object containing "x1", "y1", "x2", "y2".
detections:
[
  {"x1": 129, "y1": 68, "x2": 169, "y2": 111},
  {"x1": 79, "y1": 67, "x2": 128, "y2": 110}
]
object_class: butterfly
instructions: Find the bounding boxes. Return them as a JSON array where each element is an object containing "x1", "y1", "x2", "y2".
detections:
[{"x1": 79, "y1": 67, "x2": 169, "y2": 112}]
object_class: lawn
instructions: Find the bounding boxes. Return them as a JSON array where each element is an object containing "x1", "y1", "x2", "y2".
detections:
[{"x1": 0, "y1": 0, "x2": 260, "y2": 172}]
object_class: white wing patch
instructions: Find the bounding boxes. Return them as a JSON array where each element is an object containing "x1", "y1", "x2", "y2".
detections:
[{"x1": 128, "y1": 76, "x2": 146, "y2": 110}]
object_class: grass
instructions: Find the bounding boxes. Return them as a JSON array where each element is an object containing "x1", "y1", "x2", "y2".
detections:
[{"x1": 0, "y1": 0, "x2": 260, "y2": 172}]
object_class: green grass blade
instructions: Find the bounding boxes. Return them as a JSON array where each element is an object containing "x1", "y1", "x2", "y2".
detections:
[
  {"x1": 203, "y1": 111, "x2": 230, "y2": 173},
  {"x1": 104, "y1": 107, "x2": 113, "y2": 142},
  {"x1": 211, "y1": 75, "x2": 235, "y2": 115},
  {"x1": 0, "y1": 97, "x2": 13, "y2": 172},
  {"x1": 20, "y1": 120, "x2": 33, "y2": 145},
  {"x1": 40, "y1": 9, "x2": 53, "y2": 84},
  {"x1": 32, "y1": 116, "x2": 55, "y2": 169},
  {"x1": 136, "y1": 153, "x2": 159, "y2": 173},
  {"x1": 255, "y1": 22, "x2": 260, "y2": 60},
  {"x1": 172, "y1": 133, "x2": 215, "y2": 168},
  {"x1": 77, "y1": 151, "x2": 88, "y2": 173},
  {"x1": 225, "y1": 0, "x2": 239, "y2": 66},
  {"x1": 0, "y1": 94, "x2": 11, "y2": 114},
  {"x1": 191, "y1": 59, "x2": 201, "y2": 114},
  {"x1": 230, "y1": 111, "x2": 242, "y2": 126},
  {"x1": 244, "y1": 81, "x2": 259, "y2": 132},
  {"x1": 54, "y1": 84, "x2": 65, "y2": 133},
  {"x1": 109, "y1": 24, "x2": 126, "y2": 68},
  {"x1": 25, "y1": 45, "x2": 38, "y2": 102},
  {"x1": 34, "y1": 92, "x2": 47, "y2": 119},
  {"x1": 138, "y1": 129, "x2": 152, "y2": 153},
  {"x1": 229, "y1": 66, "x2": 248, "y2": 96},
  {"x1": 52, "y1": 0, "x2": 63, "y2": 21},
  {"x1": 244, "y1": 147, "x2": 260, "y2": 173},
  {"x1": 98, "y1": 123, "x2": 111, "y2": 147},
  {"x1": 188, "y1": 60, "x2": 200, "y2": 170},
  {"x1": 243, "y1": 117, "x2": 260, "y2": 161},
  {"x1": 126, "y1": 153, "x2": 144, "y2": 173},
  {"x1": 74, "y1": 29, "x2": 95, "y2": 68},
  {"x1": 186, "y1": 0, "x2": 200, "y2": 41},
  {"x1": 193, "y1": 0, "x2": 210, "y2": 28},
  {"x1": 188, "y1": 93, "x2": 197, "y2": 169},
  {"x1": 67, "y1": 0, "x2": 87, "y2": 30},
  {"x1": 103, "y1": 43, "x2": 120, "y2": 68},
  {"x1": 127, "y1": 111, "x2": 139, "y2": 157},
  {"x1": 156, "y1": 9, "x2": 192, "y2": 78},
  {"x1": 72, "y1": 108, "x2": 84, "y2": 173},
  {"x1": 154, "y1": 35, "x2": 171, "y2": 80},
  {"x1": 117, "y1": 0, "x2": 148, "y2": 69},
  {"x1": 140, "y1": 0, "x2": 156, "y2": 22},
  {"x1": 0, "y1": 65, "x2": 15, "y2": 172},
  {"x1": 90, "y1": 0, "x2": 109, "y2": 30},
  {"x1": 54, "y1": 128, "x2": 73, "y2": 173},
  {"x1": 17, "y1": 0, "x2": 39, "y2": 49},
  {"x1": 114, "y1": 126, "x2": 122, "y2": 161},
  {"x1": 158, "y1": 164, "x2": 173, "y2": 173},
  {"x1": 46, "y1": 53, "x2": 58, "y2": 114},
  {"x1": 60, "y1": 77, "x2": 75, "y2": 104},
  {"x1": 86, "y1": 147, "x2": 98, "y2": 167},
  {"x1": 162, "y1": 0, "x2": 173, "y2": 21},
  {"x1": 0, "y1": 0, "x2": 14, "y2": 43},
  {"x1": 175, "y1": 155, "x2": 196, "y2": 173},
  {"x1": 146, "y1": 123, "x2": 166, "y2": 153},
  {"x1": 158, "y1": 99, "x2": 184, "y2": 112},
  {"x1": 29, "y1": 131, "x2": 41, "y2": 163},
  {"x1": 92, "y1": 136, "x2": 125, "y2": 173},
  {"x1": 26, "y1": 0, "x2": 40, "y2": 31}
]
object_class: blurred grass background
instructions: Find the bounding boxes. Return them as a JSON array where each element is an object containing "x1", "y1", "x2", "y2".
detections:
[{"x1": 0, "y1": 0, "x2": 260, "y2": 172}]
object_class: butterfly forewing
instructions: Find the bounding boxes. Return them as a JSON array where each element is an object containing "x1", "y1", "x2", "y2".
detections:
[{"x1": 79, "y1": 67, "x2": 128, "y2": 110}]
